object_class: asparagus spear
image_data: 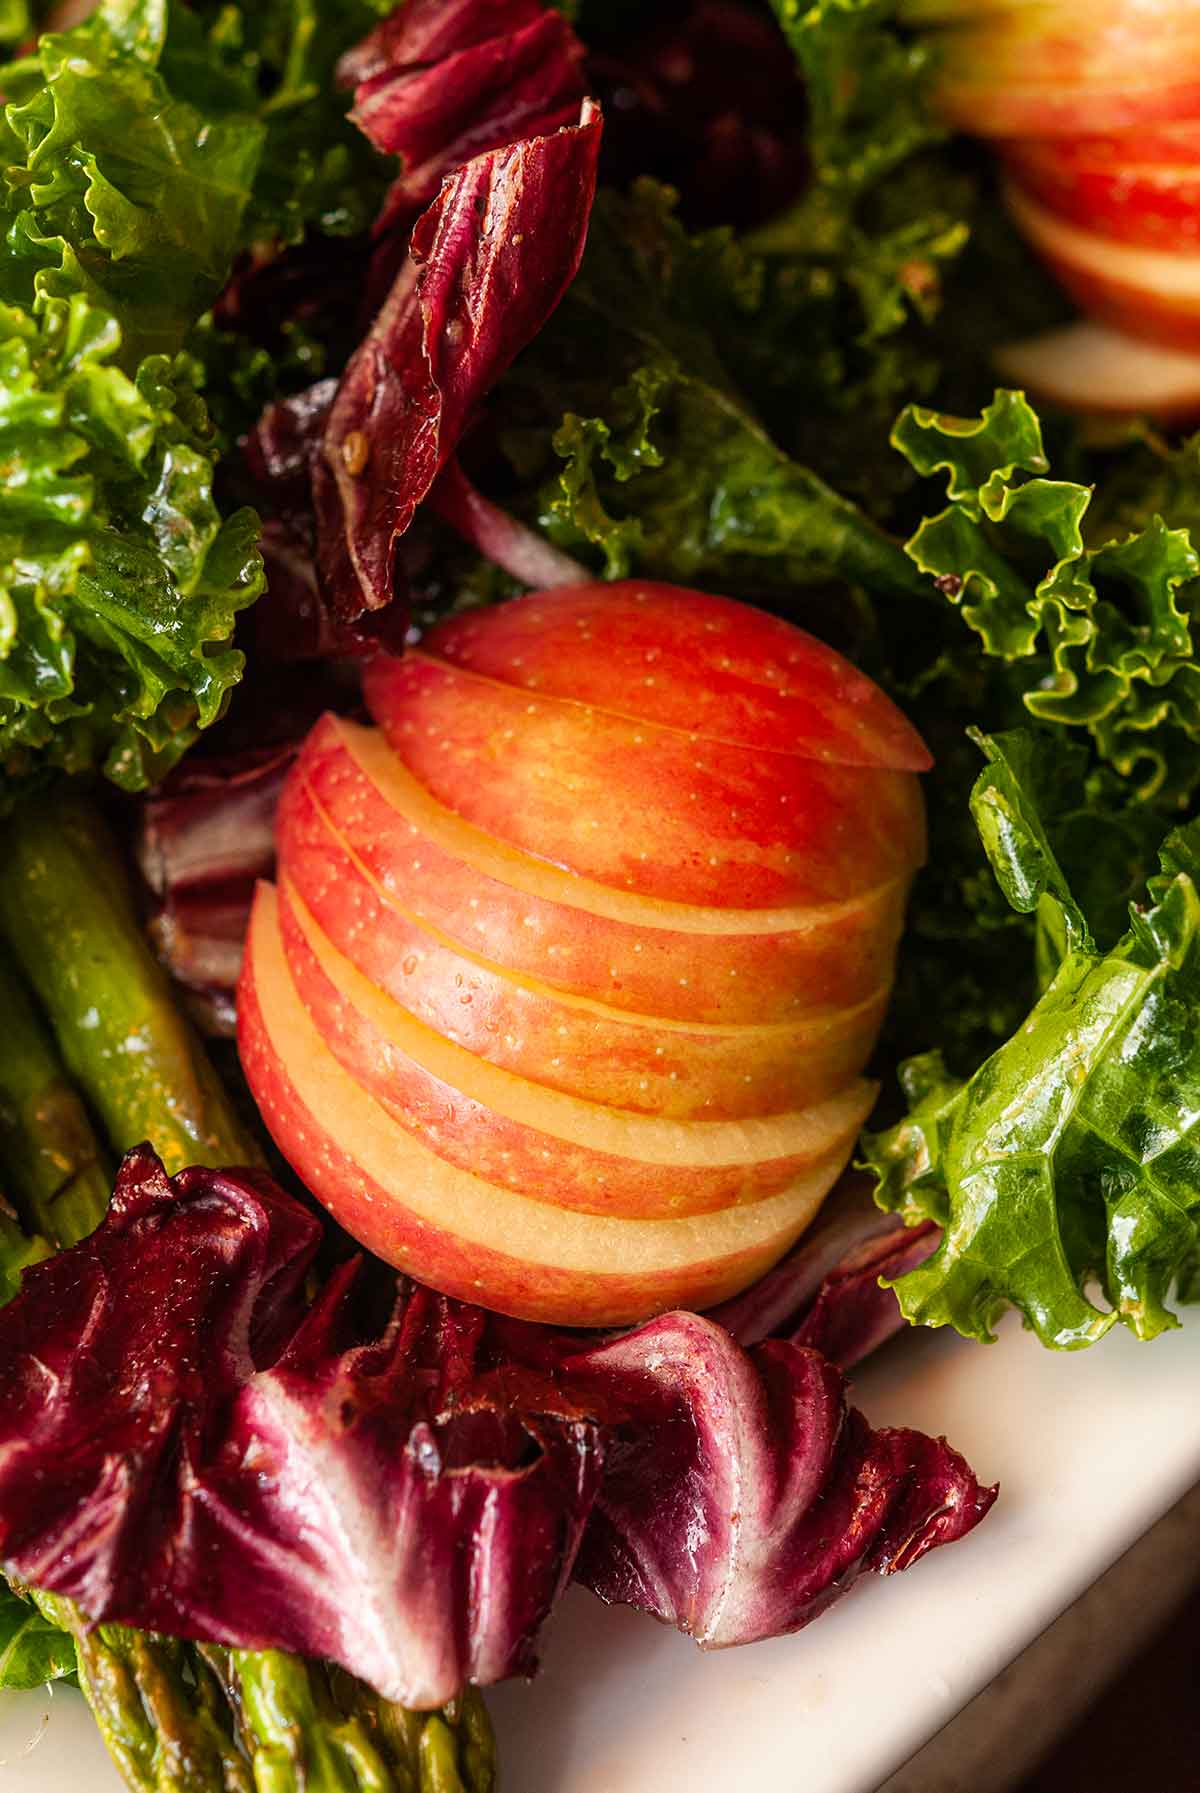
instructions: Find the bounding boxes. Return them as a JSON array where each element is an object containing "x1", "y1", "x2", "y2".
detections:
[
  {"x1": 0, "y1": 1196, "x2": 47, "y2": 1306},
  {"x1": 0, "y1": 793, "x2": 498, "y2": 1793},
  {"x1": 0, "y1": 944, "x2": 112, "y2": 1245},
  {"x1": 0, "y1": 789, "x2": 260, "y2": 1172},
  {"x1": 26, "y1": 1593, "x2": 496, "y2": 1793}
]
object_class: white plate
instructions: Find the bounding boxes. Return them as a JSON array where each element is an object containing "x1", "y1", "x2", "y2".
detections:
[{"x1": 5, "y1": 1310, "x2": 1199, "y2": 1792}]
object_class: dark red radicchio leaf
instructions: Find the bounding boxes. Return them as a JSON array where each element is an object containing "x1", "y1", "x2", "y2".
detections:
[
  {"x1": 137, "y1": 745, "x2": 299, "y2": 1031},
  {"x1": 206, "y1": 1266, "x2": 601, "y2": 1704},
  {"x1": 709, "y1": 1174, "x2": 940, "y2": 1367},
  {"x1": 338, "y1": 0, "x2": 548, "y2": 89},
  {"x1": 348, "y1": 0, "x2": 587, "y2": 245},
  {"x1": 312, "y1": 99, "x2": 603, "y2": 626},
  {"x1": 428, "y1": 456, "x2": 590, "y2": 589},
  {"x1": 556, "y1": 1313, "x2": 994, "y2": 1648},
  {"x1": 0, "y1": 1150, "x2": 604, "y2": 1707},
  {"x1": 0, "y1": 1154, "x2": 990, "y2": 1700},
  {"x1": 0, "y1": 1148, "x2": 320, "y2": 1635}
]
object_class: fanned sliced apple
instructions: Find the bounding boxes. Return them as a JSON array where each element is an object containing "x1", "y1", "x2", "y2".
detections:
[
  {"x1": 416, "y1": 581, "x2": 932, "y2": 769},
  {"x1": 288, "y1": 713, "x2": 913, "y2": 1027},
  {"x1": 365, "y1": 652, "x2": 926, "y2": 908},
  {"x1": 279, "y1": 772, "x2": 888, "y2": 1119},
  {"x1": 279, "y1": 875, "x2": 875, "y2": 1218},
  {"x1": 241, "y1": 887, "x2": 849, "y2": 1325},
  {"x1": 1007, "y1": 179, "x2": 1200, "y2": 351},
  {"x1": 239, "y1": 585, "x2": 929, "y2": 1325}
]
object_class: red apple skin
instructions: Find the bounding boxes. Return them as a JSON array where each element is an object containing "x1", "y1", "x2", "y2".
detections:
[
  {"x1": 1007, "y1": 180, "x2": 1200, "y2": 352},
  {"x1": 363, "y1": 653, "x2": 927, "y2": 909},
  {"x1": 239, "y1": 890, "x2": 844, "y2": 1325},
  {"x1": 278, "y1": 771, "x2": 891, "y2": 1119},
  {"x1": 291, "y1": 714, "x2": 912, "y2": 1027},
  {"x1": 927, "y1": 9, "x2": 1200, "y2": 139},
  {"x1": 1042, "y1": 262, "x2": 1200, "y2": 353},
  {"x1": 416, "y1": 582, "x2": 932, "y2": 771},
  {"x1": 277, "y1": 877, "x2": 873, "y2": 1219},
  {"x1": 1004, "y1": 131, "x2": 1200, "y2": 249}
]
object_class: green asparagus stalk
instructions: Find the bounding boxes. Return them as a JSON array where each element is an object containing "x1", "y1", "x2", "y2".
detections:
[
  {"x1": 0, "y1": 944, "x2": 112, "y2": 1246},
  {"x1": 31, "y1": 1593, "x2": 254, "y2": 1793},
  {"x1": 0, "y1": 1199, "x2": 48, "y2": 1307},
  {"x1": 0, "y1": 789, "x2": 260, "y2": 1172},
  {"x1": 0, "y1": 792, "x2": 499, "y2": 1793},
  {"x1": 25, "y1": 1593, "x2": 496, "y2": 1793}
]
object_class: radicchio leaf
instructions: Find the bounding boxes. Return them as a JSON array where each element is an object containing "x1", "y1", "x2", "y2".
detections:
[
  {"x1": 204, "y1": 1263, "x2": 601, "y2": 1707},
  {"x1": 0, "y1": 1149, "x2": 604, "y2": 1708},
  {"x1": 348, "y1": 0, "x2": 587, "y2": 244},
  {"x1": 557, "y1": 1313, "x2": 994, "y2": 1648},
  {"x1": 710, "y1": 1175, "x2": 939, "y2": 1366},
  {"x1": 137, "y1": 744, "x2": 298, "y2": 1029},
  {"x1": 313, "y1": 99, "x2": 603, "y2": 625},
  {"x1": 0, "y1": 1148, "x2": 320, "y2": 1630},
  {"x1": 430, "y1": 457, "x2": 591, "y2": 589},
  {"x1": 0, "y1": 1151, "x2": 992, "y2": 1702}
]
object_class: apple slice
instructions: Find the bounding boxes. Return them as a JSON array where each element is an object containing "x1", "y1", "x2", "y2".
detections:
[
  {"x1": 291, "y1": 714, "x2": 913, "y2": 1026},
  {"x1": 364, "y1": 653, "x2": 927, "y2": 908},
  {"x1": 1004, "y1": 127, "x2": 1200, "y2": 248},
  {"x1": 918, "y1": 4, "x2": 1200, "y2": 138},
  {"x1": 279, "y1": 771, "x2": 890, "y2": 1119},
  {"x1": 995, "y1": 318, "x2": 1200, "y2": 419},
  {"x1": 417, "y1": 582, "x2": 932, "y2": 770},
  {"x1": 239, "y1": 886, "x2": 850, "y2": 1325},
  {"x1": 279, "y1": 874, "x2": 875, "y2": 1218},
  {"x1": 1006, "y1": 178, "x2": 1200, "y2": 350}
]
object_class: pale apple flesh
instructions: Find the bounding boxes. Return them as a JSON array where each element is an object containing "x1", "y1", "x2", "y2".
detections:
[
  {"x1": 290, "y1": 714, "x2": 914, "y2": 1026},
  {"x1": 278, "y1": 874, "x2": 876, "y2": 1219},
  {"x1": 995, "y1": 319, "x2": 1200, "y2": 421},
  {"x1": 363, "y1": 653, "x2": 927, "y2": 908},
  {"x1": 240, "y1": 886, "x2": 855, "y2": 1326}
]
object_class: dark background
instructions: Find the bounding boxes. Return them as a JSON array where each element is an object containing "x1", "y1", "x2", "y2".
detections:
[{"x1": 1020, "y1": 1588, "x2": 1200, "y2": 1793}]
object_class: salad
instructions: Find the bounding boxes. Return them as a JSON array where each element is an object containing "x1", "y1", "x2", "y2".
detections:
[{"x1": 1, "y1": 0, "x2": 1199, "y2": 1787}]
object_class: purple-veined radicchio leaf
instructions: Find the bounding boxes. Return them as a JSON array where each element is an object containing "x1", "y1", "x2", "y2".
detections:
[
  {"x1": 350, "y1": 2, "x2": 586, "y2": 246},
  {"x1": 203, "y1": 1263, "x2": 601, "y2": 1705},
  {"x1": 312, "y1": 98, "x2": 603, "y2": 625},
  {"x1": 337, "y1": 0, "x2": 551, "y2": 92},
  {"x1": 556, "y1": 1312, "x2": 994, "y2": 1648},
  {"x1": 0, "y1": 1153, "x2": 989, "y2": 1699},
  {"x1": 137, "y1": 744, "x2": 298, "y2": 1031},
  {"x1": 0, "y1": 1149, "x2": 604, "y2": 1707},
  {"x1": 430, "y1": 456, "x2": 590, "y2": 589},
  {"x1": 710, "y1": 1174, "x2": 940, "y2": 1366},
  {"x1": 0, "y1": 1148, "x2": 320, "y2": 1630}
]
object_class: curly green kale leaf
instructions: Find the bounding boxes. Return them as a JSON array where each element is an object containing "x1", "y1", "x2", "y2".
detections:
[
  {"x1": 0, "y1": 295, "x2": 263, "y2": 792},
  {"x1": 865, "y1": 730, "x2": 1200, "y2": 1350},
  {"x1": 0, "y1": 2, "x2": 271, "y2": 798},
  {"x1": 500, "y1": 184, "x2": 931, "y2": 611},
  {"x1": 894, "y1": 390, "x2": 1200, "y2": 801}
]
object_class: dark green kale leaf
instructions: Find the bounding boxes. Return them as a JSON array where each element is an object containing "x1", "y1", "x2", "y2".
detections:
[
  {"x1": 0, "y1": 1579, "x2": 76, "y2": 1689},
  {"x1": 865, "y1": 730, "x2": 1200, "y2": 1350},
  {"x1": 497, "y1": 182, "x2": 932, "y2": 613}
]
